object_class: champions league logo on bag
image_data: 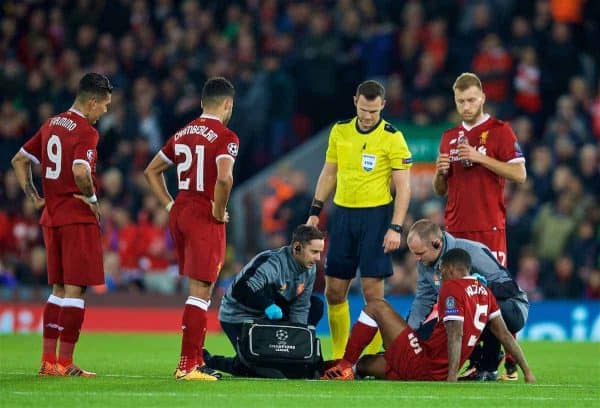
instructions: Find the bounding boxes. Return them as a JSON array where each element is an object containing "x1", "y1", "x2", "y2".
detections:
[
  {"x1": 269, "y1": 329, "x2": 296, "y2": 353},
  {"x1": 276, "y1": 329, "x2": 288, "y2": 342}
]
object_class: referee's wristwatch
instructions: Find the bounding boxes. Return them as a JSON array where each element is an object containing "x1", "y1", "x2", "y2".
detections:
[{"x1": 389, "y1": 224, "x2": 403, "y2": 234}]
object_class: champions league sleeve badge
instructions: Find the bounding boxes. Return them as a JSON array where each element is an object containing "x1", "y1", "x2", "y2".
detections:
[{"x1": 227, "y1": 142, "x2": 239, "y2": 157}]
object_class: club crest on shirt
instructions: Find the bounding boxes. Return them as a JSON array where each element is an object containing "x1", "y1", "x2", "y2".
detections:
[
  {"x1": 227, "y1": 143, "x2": 238, "y2": 157},
  {"x1": 86, "y1": 149, "x2": 94, "y2": 162},
  {"x1": 479, "y1": 131, "x2": 488, "y2": 145},
  {"x1": 362, "y1": 153, "x2": 376, "y2": 171},
  {"x1": 296, "y1": 283, "x2": 305, "y2": 296}
]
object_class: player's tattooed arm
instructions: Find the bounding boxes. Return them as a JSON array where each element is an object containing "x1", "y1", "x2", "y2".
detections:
[
  {"x1": 73, "y1": 163, "x2": 95, "y2": 197},
  {"x1": 444, "y1": 320, "x2": 463, "y2": 382},
  {"x1": 73, "y1": 162, "x2": 100, "y2": 220},
  {"x1": 11, "y1": 151, "x2": 45, "y2": 210}
]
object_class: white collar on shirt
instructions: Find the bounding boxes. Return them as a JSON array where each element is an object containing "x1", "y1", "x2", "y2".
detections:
[
  {"x1": 68, "y1": 108, "x2": 85, "y2": 118},
  {"x1": 200, "y1": 113, "x2": 222, "y2": 122},
  {"x1": 462, "y1": 113, "x2": 490, "y2": 132}
]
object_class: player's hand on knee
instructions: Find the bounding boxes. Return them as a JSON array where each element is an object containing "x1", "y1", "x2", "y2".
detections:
[{"x1": 265, "y1": 304, "x2": 283, "y2": 320}]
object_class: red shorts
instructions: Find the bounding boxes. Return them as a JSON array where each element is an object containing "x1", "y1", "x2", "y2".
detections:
[
  {"x1": 169, "y1": 200, "x2": 225, "y2": 283},
  {"x1": 449, "y1": 229, "x2": 507, "y2": 266},
  {"x1": 384, "y1": 327, "x2": 431, "y2": 381},
  {"x1": 42, "y1": 223, "x2": 104, "y2": 286}
]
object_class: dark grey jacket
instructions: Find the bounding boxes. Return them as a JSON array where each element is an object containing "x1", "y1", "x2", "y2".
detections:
[
  {"x1": 219, "y1": 246, "x2": 316, "y2": 324},
  {"x1": 407, "y1": 232, "x2": 529, "y2": 329}
]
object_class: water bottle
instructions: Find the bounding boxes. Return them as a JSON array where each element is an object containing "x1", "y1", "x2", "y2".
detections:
[{"x1": 457, "y1": 131, "x2": 473, "y2": 167}]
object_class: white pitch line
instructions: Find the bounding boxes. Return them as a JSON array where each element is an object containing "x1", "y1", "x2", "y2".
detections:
[
  {"x1": 4, "y1": 371, "x2": 597, "y2": 389},
  {"x1": 7, "y1": 391, "x2": 598, "y2": 401}
]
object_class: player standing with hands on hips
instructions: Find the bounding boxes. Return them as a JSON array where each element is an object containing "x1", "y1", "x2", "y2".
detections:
[
  {"x1": 11, "y1": 73, "x2": 112, "y2": 377},
  {"x1": 307, "y1": 80, "x2": 412, "y2": 359},
  {"x1": 433, "y1": 72, "x2": 527, "y2": 380},
  {"x1": 144, "y1": 77, "x2": 239, "y2": 381}
]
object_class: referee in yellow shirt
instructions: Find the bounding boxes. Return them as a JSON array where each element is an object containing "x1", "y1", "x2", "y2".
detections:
[{"x1": 306, "y1": 80, "x2": 412, "y2": 359}]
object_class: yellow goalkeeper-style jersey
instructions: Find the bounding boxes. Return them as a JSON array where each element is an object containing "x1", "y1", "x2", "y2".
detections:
[{"x1": 325, "y1": 117, "x2": 412, "y2": 208}]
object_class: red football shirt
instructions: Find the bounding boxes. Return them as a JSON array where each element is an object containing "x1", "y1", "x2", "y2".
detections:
[
  {"x1": 21, "y1": 108, "x2": 100, "y2": 227},
  {"x1": 159, "y1": 114, "x2": 239, "y2": 205},
  {"x1": 439, "y1": 115, "x2": 525, "y2": 232},
  {"x1": 424, "y1": 277, "x2": 501, "y2": 380}
]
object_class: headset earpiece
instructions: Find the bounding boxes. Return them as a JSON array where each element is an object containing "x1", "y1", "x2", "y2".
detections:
[{"x1": 432, "y1": 241, "x2": 441, "y2": 250}]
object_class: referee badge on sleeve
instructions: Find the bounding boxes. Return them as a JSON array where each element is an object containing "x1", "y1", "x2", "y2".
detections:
[{"x1": 362, "y1": 153, "x2": 376, "y2": 172}]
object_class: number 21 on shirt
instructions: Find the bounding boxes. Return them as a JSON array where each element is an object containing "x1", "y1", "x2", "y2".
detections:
[{"x1": 175, "y1": 144, "x2": 204, "y2": 191}]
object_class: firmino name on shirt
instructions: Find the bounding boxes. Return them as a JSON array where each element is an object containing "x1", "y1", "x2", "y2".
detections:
[
  {"x1": 466, "y1": 284, "x2": 488, "y2": 297},
  {"x1": 50, "y1": 116, "x2": 77, "y2": 131},
  {"x1": 174, "y1": 125, "x2": 218, "y2": 142}
]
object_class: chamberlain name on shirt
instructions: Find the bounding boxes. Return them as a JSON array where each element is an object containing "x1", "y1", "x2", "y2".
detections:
[{"x1": 174, "y1": 125, "x2": 218, "y2": 142}]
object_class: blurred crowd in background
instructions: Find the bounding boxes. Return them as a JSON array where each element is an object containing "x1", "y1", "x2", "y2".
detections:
[{"x1": 0, "y1": 0, "x2": 599, "y2": 302}]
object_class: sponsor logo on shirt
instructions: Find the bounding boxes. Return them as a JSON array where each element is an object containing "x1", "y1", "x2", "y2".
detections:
[
  {"x1": 86, "y1": 149, "x2": 94, "y2": 162},
  {"x1": 402, "y1": 157, "x2": 413, "y2": 164},
  {"x1": 449, "y1": 138, "x2": 457, "y2": 145},
  {"x1": 477, "y1": 146, "x2": 487, "y2": 156}
]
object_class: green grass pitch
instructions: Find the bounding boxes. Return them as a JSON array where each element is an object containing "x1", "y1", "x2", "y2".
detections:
[{"x1": 1, "y1": 333, "x2": 599, "y2": 407}]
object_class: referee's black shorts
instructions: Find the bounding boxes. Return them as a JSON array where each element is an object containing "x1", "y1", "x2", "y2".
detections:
[{"x1": 325, "y1": 203, "x2": 393, "y2": 280}]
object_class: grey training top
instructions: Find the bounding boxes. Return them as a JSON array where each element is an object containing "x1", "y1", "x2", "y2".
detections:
[
  {"x1": 219, "y1": 246, "x2": 316, "y2": 324},
  {"x1": 407, "y1": 232, "x2": 529, "y2": 329}
]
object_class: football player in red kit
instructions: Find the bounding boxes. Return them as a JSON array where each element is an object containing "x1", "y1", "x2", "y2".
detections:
[
  {"x1": 433, "y1": 72, "x2": 527, "y2": 380},
  {"x1": 321, "y1": 248, "x2": 535, "y2": 383},
  {"x1": 11, "y1": 73, "x2": 113, "y2": 377},
  {"x1": 144, "y1": 77, "x2": 239, "y2": 381},
  {"x1": 433, "y1": 72, "x2": 526, "y2": 268}
]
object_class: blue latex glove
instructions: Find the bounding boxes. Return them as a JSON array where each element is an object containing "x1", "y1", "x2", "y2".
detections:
[
  {"x1": 265, "y1": 304, "x2": 283, "y2": 320},
  {"x1": 472, "y1": 273, "x2": 488, "y2": 287}
]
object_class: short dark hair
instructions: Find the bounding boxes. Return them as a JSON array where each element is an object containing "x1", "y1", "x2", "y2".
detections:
[
  {"x1": 441, "y1": 248, "x2": 472, "y2": 272},
  {"x1": 77, "y1": 73, "x2": 113, "y2": 100},
  {"x1": 292, "y1": 225, "x2": 324, "y2": 246},
  {"x1": 356, "y1": 80, "x2": 385, "y2": 100},
  {"x1": 202, "y1": 77, "x2": 235, "y2": 107}
]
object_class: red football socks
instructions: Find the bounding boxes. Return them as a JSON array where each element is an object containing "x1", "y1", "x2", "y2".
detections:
[
  {"x1": 178, "y1": 297, "x2": 209, "y2": 372},
  {"x1": 57, "y1": 298, "x2": 85, "y2": 367},
  {"x1": 343, "y1": 312, "x2": 379, "y2": 365},
  {"x1": 42, "y1": 295, "x2": 62, "y2": 363}
]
